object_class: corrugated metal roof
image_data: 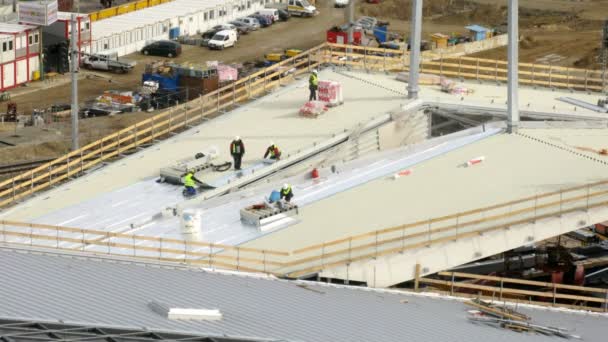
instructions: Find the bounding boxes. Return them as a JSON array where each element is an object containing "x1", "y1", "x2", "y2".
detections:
[{"x1": 0, "y1": 246, "x2": 605, "y2": 342}]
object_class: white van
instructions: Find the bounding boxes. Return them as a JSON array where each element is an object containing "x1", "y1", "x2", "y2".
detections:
[
  {"x1": 259, "y1": 8, "x2": 279, "y2": 22},
  {"x1": 208, "y1": 30, "x2": 238, "y2": 50},
  {"x1": 287, "y1": 0, "x2": 316, "y2": 17}
]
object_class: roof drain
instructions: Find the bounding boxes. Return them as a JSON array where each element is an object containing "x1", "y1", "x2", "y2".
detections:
[{"x1": 148, "y1": 300, "x2": 222, "y2": 321}]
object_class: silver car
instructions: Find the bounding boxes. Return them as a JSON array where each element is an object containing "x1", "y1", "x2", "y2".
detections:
[{"x1": 237, "y1": 17, "x2": 261, "y2": 30}]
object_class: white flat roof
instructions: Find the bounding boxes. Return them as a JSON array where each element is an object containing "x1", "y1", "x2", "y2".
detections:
[
  {"x1": 2, "y1": 69, "x2": 407, "y2": 221},
  {"x1": 243, "y1": 125, "x2": 608, "y2": 252},
  {"x1": 0, "y1": 22, "x2": 36, "y2": 34},
  {"x1": 92, "y1": 0, "x2": 232, "y2": 40}
]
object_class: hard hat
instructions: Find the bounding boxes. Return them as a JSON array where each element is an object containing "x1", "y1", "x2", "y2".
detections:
[
  {"x1": 269, "y1": 140, "x2": 275, "y2": 146},
  {"x1": 283, "y1": 183, "x2": 289, "y2": 189},
  {"x1": 234, "y1": 136, "x2": 240, "y2": 140},
  {"x1": 312, "y1": 69, "x2": 318, "y2": 74}
]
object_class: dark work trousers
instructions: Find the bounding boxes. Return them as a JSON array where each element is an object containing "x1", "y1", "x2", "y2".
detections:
[
  {"x1": 309, "y1": 85, "x2": 317, "y2": 101},
  {"x1": 232, "y1": 154, "x2": 243, "y2": 170}
]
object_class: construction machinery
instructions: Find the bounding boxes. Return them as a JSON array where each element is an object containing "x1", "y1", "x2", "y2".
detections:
[{"x1": 240, "y1": 201, "x2": 299, "y2": 231}]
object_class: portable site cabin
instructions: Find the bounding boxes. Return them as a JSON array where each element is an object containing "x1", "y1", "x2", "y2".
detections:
[
  {"x1": 91, "y1": 0, "x2": 266, "y2": 56},
  {"x1": 0, "y1": 23, "x2": 41, "y2": 91},
  {"x1": 430, "y1": 33, "x2": 448, "y2": 49},
  {"x1": 465, "y1": 25, "x2": 488, "y2": 42}
]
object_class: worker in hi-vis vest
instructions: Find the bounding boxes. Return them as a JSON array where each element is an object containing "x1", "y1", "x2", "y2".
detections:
[
  {"x1": 230, "y1": 136, "x2": 245, "y2": 170},
  {"x1": 183, "y1": 171, "x2": 196, "y2": 196},
  {"x1": 309, "y1": 70, "x2": 318, "y2": 101},
  {"x1": 280, "y1": 183, "x2": 294, "y2": 202},
  {"x1": 264, "y1": 141, "x2": 281, "y2": 160}
]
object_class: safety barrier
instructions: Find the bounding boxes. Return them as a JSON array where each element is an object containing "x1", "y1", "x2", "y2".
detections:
[
  {"x1": 4, "y1": 177, "x2": 608, "y2": 291},
  {"x1": 89, "y1": 0, "x2": 171, "y2": 22},
  {"x1": 324, "y1": 43, "x2": 607, "y2": 91},
  {"x1": 0, "y1": 42, "x2": 605, "y2": 208},
  {"x1": 418, "y1": 271, "x2": 608, "y2": 313}
]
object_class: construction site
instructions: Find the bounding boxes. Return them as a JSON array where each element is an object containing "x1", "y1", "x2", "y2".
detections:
[{"x1": 0, "y1": 0, "x2": 608, "y2": 341}]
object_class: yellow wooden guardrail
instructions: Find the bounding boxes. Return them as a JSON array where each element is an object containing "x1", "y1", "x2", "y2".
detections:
[{"x1": 89, "y1": 0, "x2": 172, "y2": 22}]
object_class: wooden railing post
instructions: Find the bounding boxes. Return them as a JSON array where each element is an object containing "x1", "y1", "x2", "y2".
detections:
[
  {"x1": 549, "y1": 64, "x2": 553, "y2": 88},
  {"x1": 414, "y1": 263, "x2": 421, "y2": 292}
]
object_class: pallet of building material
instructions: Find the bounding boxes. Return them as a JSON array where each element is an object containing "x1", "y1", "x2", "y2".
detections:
[
  {"x1": 240, "y1": 202, "x2": 299, "y2": 230},
  {"x1": 299, "y1": 101, "x2": 328, "y2": 118}
]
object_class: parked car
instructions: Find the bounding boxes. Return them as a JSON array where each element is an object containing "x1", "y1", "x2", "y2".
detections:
[
  {"x1": 211, "y1": 24, "x2": 240, "y2": 38},
  {"x1": 236, "y1": 17, "x2": 261, "y2": 30},
  {"x1": 277, "y1": 8, "x2": 291, "y2": 21},
  {"x1": 208, "y1": 30, "x2": 238, "y2": 50},
  {"x1": 258, "y1": 8, "x2": 279, "y2": 22},
  {"x1": 334, "y1": 0, "x2": 349, "y2": 8},
  {"x1": 82, "y1": 52, "x2": 136, "y2": 73},
  {"x1": 229, "y1": 20, "x2": 253, "y2": 35},
  {"x1": 248, "y1": 14, "x2": 272, "y2": 27},
  {"x1": 141, "y1": 40, "x2": 182, "y2": 58}
]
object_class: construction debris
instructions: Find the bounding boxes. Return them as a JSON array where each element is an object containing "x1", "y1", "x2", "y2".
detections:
[
  {"x1": 574, "y1": 146, "x2": 608, "y2": 155},
  {"x1": 465, "y1": 299, "x2": 580, "y2": 339},
  {"x1": 441, "y1": 78, "x2": 474, "y2": 95}
]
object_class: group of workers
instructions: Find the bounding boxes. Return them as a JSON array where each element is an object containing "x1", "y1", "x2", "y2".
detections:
[
  {"x1": 230, "y1": 136, "x2": 281, "y2": 171},
  {"x1": 182, "y1": 137, "x2": 289, "y2": 199}
]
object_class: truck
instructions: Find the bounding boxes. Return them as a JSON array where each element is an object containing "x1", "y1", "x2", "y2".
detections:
[
  {"x1": 268, "y1": 0, "x2": 316, "y2": 17},
  {"x1": 82, "y1": 53, "x2": 136, "y2": 73}
]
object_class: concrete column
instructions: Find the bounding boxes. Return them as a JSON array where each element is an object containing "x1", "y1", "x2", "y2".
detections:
[
  {"x1": 70, "y1": 14, "x2": 79, "y2": 151},
  {"x1": 507, "y1": 0, "x2": 519, "y2": 133},
  {"x1": 347, "y1": 0, "x2": 355, "y2": 44},
  {"x1": 407, "y1": 0, "x2": 423, "y2": 99}
]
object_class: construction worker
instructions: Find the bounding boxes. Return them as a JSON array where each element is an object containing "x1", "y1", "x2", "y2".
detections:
[
  {"x1": 308, "y1": 69, "x2": 318, "y2": 101},
  {"x1": 182, "y1": 171, "x2": 196, "y2": 196},
  {"x1": 280, "y1": 183, "x2": 294, "y2": 202},
  {"x1": 264, "y1": 141, "x2": 281, "y2": 160},
  {"x1": 230, "y1": 136, "x2": 245, "y2": 170}
]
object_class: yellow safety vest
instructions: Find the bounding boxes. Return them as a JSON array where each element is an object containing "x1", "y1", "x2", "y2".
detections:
[
  {"x1": 183, "y1": 173, "x2": 195, "y2": 187},
  {"x1": 309, "y1": 74, "x2": 318, "y2": 87},
  {"x1": 282, "y1": 186, "x2": 292, "y2": 196}
]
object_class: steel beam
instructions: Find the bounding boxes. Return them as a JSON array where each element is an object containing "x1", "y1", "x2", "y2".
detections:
[
  {"x1": 407, "y1": 0, "x2": 423, "y2": 99},
  {"x1": 507, "y1": 0, "x2": 519, "y2": 133}
]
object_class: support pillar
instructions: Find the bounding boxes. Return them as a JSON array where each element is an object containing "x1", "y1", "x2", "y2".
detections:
[
  {"x1": 347, "y1": 0, "x2": 355, "y2": 44},
  {"x1": 407, "y1": 0, "x2": 423, "y2": 99},
  {"x1": 70, "y1": 14, "x2": 79, "y2": 150},
  {"x1": 507, "y1": 0, "x2": 519, "y2": 133}
]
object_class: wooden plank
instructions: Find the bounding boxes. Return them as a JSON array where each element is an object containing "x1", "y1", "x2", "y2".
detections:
[{"x1": 438, "y1": 271, "x2": 608, "y2": 294}]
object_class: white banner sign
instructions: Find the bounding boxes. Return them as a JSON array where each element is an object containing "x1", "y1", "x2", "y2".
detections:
[{"x1": 18, "y1": 0, "x2": 58, "y2": 26}]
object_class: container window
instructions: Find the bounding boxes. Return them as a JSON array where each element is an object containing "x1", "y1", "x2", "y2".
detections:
[
  {"x1": 204, "y1": 12, "x2": 208, "y2": 20},
  {"x1": 85, "y1": 22, "x2": 90, "y2": 30},
  {"x1": 34, "y1": 34, "x2": 39, "y2": 44},
  {"x1": 2, "y1": 42, "x2": 5, "y2": 52},
  {"x1": 28, "y1": 35, "x2": 32, "y2": 45},
  {"x1": 8, "y1": 41, "x2": 12, "y2": 51}
]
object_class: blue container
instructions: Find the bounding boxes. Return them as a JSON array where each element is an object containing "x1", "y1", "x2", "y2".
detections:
[
  {"x1": 269, "y1": 190, "x2": 281, "y2": 203},
  {"x1": 373, "y1": 25, "x2": 388, "y2": 43},
  {"x1": 169, "y1": 27, "x2": 180, "y2": 39},
  {"x1": 142, "y1": 73, "x2": 180, "y2": 92}
]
